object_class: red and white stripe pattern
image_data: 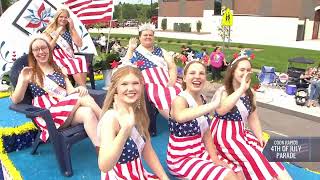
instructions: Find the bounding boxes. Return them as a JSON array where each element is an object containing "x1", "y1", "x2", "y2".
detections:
[
  {"x1": 52, "y1": 48, "x2": 88, "y2": 75},
  {"x1": 142, "y1": 66, "x2": 182, "y2": 110},
  {"x1": 210, "y1": 118, "x2": 285, "y2": 180},
  {"x1": 64, "y1": 0, "x2": 114, "y2": 25},
  {"x1": 101, "y1": 157, "x2": 158, "y2": 180},
  {"x1": 167, "y1": 134, "x2": 230, "y2": 179},
  {"x1": 32, "y1": 93, "x2": 79, "y2": 142}
]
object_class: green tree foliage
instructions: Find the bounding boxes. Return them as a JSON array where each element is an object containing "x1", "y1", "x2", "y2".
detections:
[
  {"x1": 2, "y1": 0, "x2": 13, "y2": 13},
  {"x1": 113, "y1": 2, "x2": 158, "y2": 23}
]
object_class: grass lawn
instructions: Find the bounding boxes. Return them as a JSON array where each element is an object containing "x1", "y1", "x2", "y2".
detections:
[{"x1": 94, "y1": 33, "x2": 320, "y2": 74}]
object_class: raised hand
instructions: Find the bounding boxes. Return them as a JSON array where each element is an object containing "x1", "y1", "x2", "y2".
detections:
[
  {"x1": 20, "y1": 67, "x2": 33, "y2": 83},
  {"x1": 67, "y1": 18, "x2": 75, "y2": 30},
  {"x1": 210, "y1": 87, "x2": 224, "y2": 110},
  {"x1": 240, "y1": 72, "x2": 252, "y2": 93},
  {"x1": 114, "y1": 95, "x2": 135, "y2": 132},
  {"x1": 128, "y1": 37, "x2": 138, "y2": 51}
]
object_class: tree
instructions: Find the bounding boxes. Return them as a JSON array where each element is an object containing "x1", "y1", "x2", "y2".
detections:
[
  {"x1": 1, "y1": 0, "x2": 13, "y2": 15},
  {"x1": 196, "y1": 21, "x2": 202, "y2": 33}
]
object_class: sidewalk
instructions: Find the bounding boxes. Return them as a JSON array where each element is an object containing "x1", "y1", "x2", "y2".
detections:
[{"x1": 89, "y1": 27, "x2": 320, "y2": 51}]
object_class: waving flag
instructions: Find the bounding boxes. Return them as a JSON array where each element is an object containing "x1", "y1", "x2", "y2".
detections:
[{"x1": 63, "y1": 0, "x2": 114, "y2": 25}]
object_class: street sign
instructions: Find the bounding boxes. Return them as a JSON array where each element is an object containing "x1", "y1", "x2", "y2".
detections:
[{"x1": 222, "y1": 8, "x2": 233, "y2": 26}]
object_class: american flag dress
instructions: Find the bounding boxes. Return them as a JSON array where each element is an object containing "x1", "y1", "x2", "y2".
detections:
[
  {"x1": 101, "y1": 127, "x2": 158, "y2": 180},
  {"x1": 131, "y1": 45, "x2": 182, "y2": 110},
  {"x1": 167, "y1": 91, "x2": 231, "y2": 180},
  {"x1": 52, "y1": 31, "x2": 88, "y2": 75},
  {"x1": 29, "y1": 72, "x2": 79, "y2": 142},
  {"x1": 210, "y1": 95, "x2": 285, "y2": 180}
]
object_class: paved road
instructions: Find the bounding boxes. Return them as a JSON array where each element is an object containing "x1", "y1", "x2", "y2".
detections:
[{"x1": 258, "y1": 106, "x2": 320, "y2": 172}]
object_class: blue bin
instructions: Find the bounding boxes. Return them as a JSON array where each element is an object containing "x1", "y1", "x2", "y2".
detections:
[{"x1": 286, "y1": 84, "x2": 297, "y2": 95}]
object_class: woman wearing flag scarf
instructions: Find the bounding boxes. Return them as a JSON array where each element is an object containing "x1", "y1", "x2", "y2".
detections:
[
  {"x1": 98, "y1": 65, "x2": 169, "y2": 180},
  {"x1": 167, "y1": 61, "x2": 241, "y2": 180},
  {"x1": 210, "y1": 52, "x2": 292, "y2": 180},
  {"x1": 11, "y1": 37, "x2": 100, "y2": 148},
  {"x1": 124, "y1": 23, "x2": 182, "y2": 120},
  {"x1": 44, "y1": 8, "x2": 88, "y2": 87}
]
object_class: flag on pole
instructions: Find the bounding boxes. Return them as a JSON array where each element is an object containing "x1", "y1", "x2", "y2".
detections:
[{"x1": 63, "y1": 0, "x2": 114, "y2": 25}]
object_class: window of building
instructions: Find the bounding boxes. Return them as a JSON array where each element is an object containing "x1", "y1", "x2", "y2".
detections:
[{"x1": 214, "y1": 0, "x2": 222, "y2": 15}]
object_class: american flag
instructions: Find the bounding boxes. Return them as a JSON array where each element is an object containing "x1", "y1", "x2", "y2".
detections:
[
  {"x1": 30, "y1": 73, "x2": 79, "y2": 142},
  {"x1": 63, "y1": 0, "x2": 114, "y2": 25},
  {"x1": 101, "y1": 138, "x2": 158, "y2": 179},
  {"x1": 132, "y1": 47, "x2": 182, "y2": 110}
]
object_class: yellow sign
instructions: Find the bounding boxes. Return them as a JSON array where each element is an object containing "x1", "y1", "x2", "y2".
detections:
[{"x1": 222, "y1": 8, "x2": 233, "y2": 26}]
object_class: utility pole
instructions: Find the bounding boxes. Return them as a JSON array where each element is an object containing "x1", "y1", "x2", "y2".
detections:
[{"x1": 150, "y1": 0, "x2": 153, "y2": 20}]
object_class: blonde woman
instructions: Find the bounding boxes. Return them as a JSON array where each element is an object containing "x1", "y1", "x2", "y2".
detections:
[
  {"x1": 44, "y1": 8, "x2": 87, "y2": 86},
  {"x1": 98, "y1": 66, "x2": 169, "y2": 180}
]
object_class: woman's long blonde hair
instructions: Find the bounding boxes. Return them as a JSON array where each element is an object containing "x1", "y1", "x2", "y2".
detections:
[
  {"x1": 101, "y1": 66, "x2": 150, "y2": 140},
  {"x1": 28, "y1": 38, "x2": 63, "y2": 87},
  {"x1": 44, "y1": 8, "x2": 70, "y2": 35}
]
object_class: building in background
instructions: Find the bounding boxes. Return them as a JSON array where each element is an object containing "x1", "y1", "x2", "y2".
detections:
[{"x1": 158, "y1": 0, "x2": 320, "y2": 42}]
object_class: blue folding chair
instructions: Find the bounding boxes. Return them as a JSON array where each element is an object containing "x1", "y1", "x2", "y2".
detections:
[{"x1": 257, "y1": 66, "x2": 278, "y2": 86}]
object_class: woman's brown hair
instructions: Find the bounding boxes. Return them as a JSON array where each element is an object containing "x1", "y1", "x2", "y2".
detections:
[
  {"x1": 224, "y1": 57, "x2": 256, "y2": 112},
  {"x1": 28, "y1": 38, "x2": 64, "y2": 87},
  {"x1": 101, "y1": 66, "x2": 150, "y2": 140}
]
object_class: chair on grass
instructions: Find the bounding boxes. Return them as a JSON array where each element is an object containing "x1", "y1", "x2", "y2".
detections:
[
  {"x1": 9, "y1": 54, "x2": 105, "y2": 177},
  {"x1": 275, "y1": 73, "x2": 289, "y2": 90},
  {"x1": 257, "y1": 66, "x2": 278, "y2": 87}
]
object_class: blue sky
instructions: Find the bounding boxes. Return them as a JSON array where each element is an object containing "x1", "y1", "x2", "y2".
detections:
[{"x1": 114, "y1": 0, "x2": 158, "y2": 5}]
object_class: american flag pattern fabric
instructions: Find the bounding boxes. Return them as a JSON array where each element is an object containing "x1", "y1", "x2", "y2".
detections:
[
  {"x1": 167, "y1": 91, "x2": 230, "y2": 179},
  {"x1": 52, "y1": 31, "x2": 88, "y2": 75},
  {"x1": 131, "y1": 47, "x2": 182, "y2": 110},
  {"x1": 29, "y1": 72, "x2": 79, "y2": 142},
  {"x1": 210, "y1": 96, "x2": 285, "y2": 179},
  {"x1": 101, "y1": 129, "x2": 158, "y2": 180},
  {"x1": 64, "y1": 0, "x2": 114, "y2": 25}
]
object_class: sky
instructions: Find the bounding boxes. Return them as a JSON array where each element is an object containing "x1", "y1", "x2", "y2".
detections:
[{"x1": 114, "y1": 0, "x2": 158, "y2": 5}]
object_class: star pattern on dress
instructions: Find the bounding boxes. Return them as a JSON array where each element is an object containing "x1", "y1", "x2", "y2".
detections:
[
  {"x1": 56, "y1": 31, "x2": 73, "y2": 49},
  {"x1": 131, "y1": 47, "x2": 163, "y2": 71},
  {"x1": 169, "y1": 119, "x2": 201, "y2": 137},
  {"x1": 118, "y1": 137, "x2": 139, "y2": 164},
  {"x1": 29, "y1": 72, "x2": 66, "y2": 97},
  {"x1": 215, "y1": 96, "x2": 252, "y2": 121}
]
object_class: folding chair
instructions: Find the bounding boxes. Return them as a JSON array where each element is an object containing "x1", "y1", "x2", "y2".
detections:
[
  {"x1": 257, "y1": 66, "x2": 278, "y2": 87},
  {"x1": 9, "y1": 54, "x2": 105, "y2": 177},
  {"x1": 275, "y1": 73, "x2": 289, "y2": 90}
]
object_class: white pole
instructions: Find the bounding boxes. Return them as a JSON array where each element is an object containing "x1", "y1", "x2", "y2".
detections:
[{"x1": 105, "y1": 20, "x2": 112, "y2": 54}]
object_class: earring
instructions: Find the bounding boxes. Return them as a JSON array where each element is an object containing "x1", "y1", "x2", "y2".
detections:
[{"x1": 136, "y1": 98, "x2": 141, "y2": 110}]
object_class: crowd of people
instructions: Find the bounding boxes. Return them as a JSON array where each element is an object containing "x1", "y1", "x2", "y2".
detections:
[{"x1": 10, "y1": 7, "x2": 295, "y2": 180}]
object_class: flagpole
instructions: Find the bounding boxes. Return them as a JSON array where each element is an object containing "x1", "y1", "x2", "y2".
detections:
[{"x1": 106, "y1": 20, "x2": 112, "y2": 54}]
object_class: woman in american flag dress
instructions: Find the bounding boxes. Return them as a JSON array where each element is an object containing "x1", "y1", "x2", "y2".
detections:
[
  {"x1": 210, "y1": 56, "x2": 292, "y2": 180},
  {"x1": 124, "y1": 23, "x2": 182, "y2": 120},
  {"x1": 98, "y1": 66, "x2": 169, "y2": 180},
  {"x1": 11, "y1": 37, "x2": 101, "y2": 147},
  {"x1": 167, "y1": 61, "x2": 240, "y2": 180},
  {"x1": 44, "y1": 8, "x2": 87, "y2": 86}
]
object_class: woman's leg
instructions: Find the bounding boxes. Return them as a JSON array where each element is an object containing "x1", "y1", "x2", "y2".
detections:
[
  {"x1": 73, "y1": 73, "x2": 87, "y2": 86},
  {"x1": 78, "y1": 95, "x2": 102, "y2": 118},
  {"x1": 71, "y1": 106, "x2": 99, "y2": 146}
]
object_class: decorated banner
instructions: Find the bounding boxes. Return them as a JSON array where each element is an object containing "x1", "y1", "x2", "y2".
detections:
[
  {"x1": 263, "y1": 137, "x2": 320, "y2": 162},
  {"x1": 0, "y1": 0, "x2": 97, "y2": 80}
]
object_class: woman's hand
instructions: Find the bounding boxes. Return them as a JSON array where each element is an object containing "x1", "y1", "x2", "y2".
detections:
[
  {"x1": 128, "y1": 37, "x2": 138, "y2": 51},
  {"x1": 258, "y1": 137, "x2": 267, "y2": 148},
  {"x1": 67, "y1": 18, "x2": 75, "y2": 30},
  {"x1": 114, "y1": 95, "x2": 135, "y2": 132},
  {"x1": 71, "y1": 86, "x2": 88, "y2": 96},
  {"x1": 210, "y1": 87, "x2": 224, "y2": 110},
  {"x1": 240, "y1": 72, "x2": 252, "y2": 93},
  {"x1": 20, "y1": 67, "x2": 33, "y2": 83}
]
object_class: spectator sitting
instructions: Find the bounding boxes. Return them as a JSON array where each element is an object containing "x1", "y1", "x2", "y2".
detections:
[
  {"x1": 181, "y1": 45, "x2": 196, "y2": 60},
  {"x1": 98, "y1": 33, "x2": 107, "y2": 52}
]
